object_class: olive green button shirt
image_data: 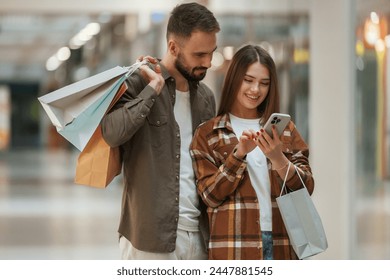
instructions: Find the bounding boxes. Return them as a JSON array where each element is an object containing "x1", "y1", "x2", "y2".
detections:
[{"x1": 101, "y1": 63, "x2": 216, "y2": 253}]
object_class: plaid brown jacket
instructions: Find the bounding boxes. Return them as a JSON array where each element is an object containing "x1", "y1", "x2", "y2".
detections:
[{"x1": 190, "y1": 114, "x2": 314, "y2": 259}]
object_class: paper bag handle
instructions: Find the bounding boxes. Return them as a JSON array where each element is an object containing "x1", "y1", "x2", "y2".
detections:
[
  {"x1": 125, "y1": 60, "x2": 148, "y2": 78},
  {"x1": 279, "y1": 162, "x2": 307, "y2": 197}
]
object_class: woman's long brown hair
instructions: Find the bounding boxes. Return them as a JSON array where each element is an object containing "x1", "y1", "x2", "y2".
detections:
[{"x1": 217, "y1": 45, "x2": 280, "y2": 125}]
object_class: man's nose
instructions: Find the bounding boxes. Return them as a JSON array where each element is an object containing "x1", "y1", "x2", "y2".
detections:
[{"x1": 202, "y1": 54, "x2": 213, "y2": 69}]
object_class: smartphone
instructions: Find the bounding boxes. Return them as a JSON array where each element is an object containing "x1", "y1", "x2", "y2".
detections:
[{"x1": 263, "y1": 113, "x2": 291, "y2": 136}]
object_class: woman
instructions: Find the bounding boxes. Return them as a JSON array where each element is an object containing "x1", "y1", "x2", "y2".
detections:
[{"x1": 190, "y1": 45, "x2": 314, "y2": 260}]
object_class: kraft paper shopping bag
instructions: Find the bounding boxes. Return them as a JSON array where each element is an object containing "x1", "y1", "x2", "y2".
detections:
[
  {"x1": 276, "y1": 163, "x2": 328, "y2": 259},
  {"x1": 74, "y1": 125, "x2": 121, "y2": 188},
  {"x1": 74, "y1": 82, "x2": 128, "y2": 188}
]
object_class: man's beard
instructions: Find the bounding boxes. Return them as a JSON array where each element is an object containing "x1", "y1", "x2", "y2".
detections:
[{"x1": 175, "y1": 53, "x2": 208, "y2": 82}]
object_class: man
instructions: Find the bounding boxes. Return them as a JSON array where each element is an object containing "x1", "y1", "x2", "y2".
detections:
[{"x1": 101, "y1": 2, "x2": 220, "y2": 260}]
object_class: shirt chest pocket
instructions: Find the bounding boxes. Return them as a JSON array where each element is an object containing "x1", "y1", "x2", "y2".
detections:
[
  {"x1": 146, "y1": 114, "x2": 168, "y2": 148},
  {"x1": 147, "y1": 114, "x2": 168, "y2": 127},
  {"x1": 145, "y1": 92, "x2": 171, "y2": 128},
  {"x1": 213, "y1": 143, "x2": 237, "y2": 165}
]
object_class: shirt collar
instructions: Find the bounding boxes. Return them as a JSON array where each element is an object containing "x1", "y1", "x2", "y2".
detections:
[{"x1": 213, "y1": 113, "x2": 234, "y2": 132}]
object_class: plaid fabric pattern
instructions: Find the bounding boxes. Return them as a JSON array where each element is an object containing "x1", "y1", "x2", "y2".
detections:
[{"x1": 190, "y1": 114, "x2": 314, "y2": 259}]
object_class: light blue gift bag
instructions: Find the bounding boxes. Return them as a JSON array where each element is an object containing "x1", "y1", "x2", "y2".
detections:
[{"x1": 276, "y1": 163, "x2": 328, "y2": 259}]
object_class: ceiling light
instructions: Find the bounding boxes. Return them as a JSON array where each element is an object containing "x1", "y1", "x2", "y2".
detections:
[
  {"x1": 370, "y1": 12, "x2": 380, "y2": 24},
  {"x1": 364, "y1": 18, "x2": 380, "y2": 46},
  {"x1": 375, "y1": 39, "x2": 385, "y2": 52},
  {"x1": 84, "y1": 22, "x2": 101, "y2": 36},
  {"x1": 385, "y1": 35, "x2": 390, "y2": 48},
  {"x1": 211, "y1": 51, "x2": 224, "y2": 69},
  {"x1": 56, "y1": 47, "x2": 71, "y2": 61},
  {"x1": 69, "y1": 36, "x2": 85, "y2": 49},
  {"x1": 223, "y1": 46, "x2": 234, "y2": 60},
  {"x1": 46, "y1": 56, "x2": 61, "y2": 71}
]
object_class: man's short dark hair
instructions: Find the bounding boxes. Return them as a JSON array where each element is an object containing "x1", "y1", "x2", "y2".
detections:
[{"x1": 167, "y1": 2, "x2": 220, "y2": 40}]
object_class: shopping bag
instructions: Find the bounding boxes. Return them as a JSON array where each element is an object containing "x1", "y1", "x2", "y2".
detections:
[
  {"x1": 38, "y1": 62, "x2": 144, "y2": 151},
  {"x1": 74, "y1": 125, "x2": 121, "y2": 188},
  {"x1": 276, "y1": 163, "x2": 328, "y2": 259},
  {"x1": 74, "y1": 82, "x2": 127, "y2": 188}
]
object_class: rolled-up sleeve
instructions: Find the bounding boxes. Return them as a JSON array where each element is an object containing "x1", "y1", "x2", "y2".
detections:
[{"x1": 190, "y1": 123, "x2": 246, "y2": 208}]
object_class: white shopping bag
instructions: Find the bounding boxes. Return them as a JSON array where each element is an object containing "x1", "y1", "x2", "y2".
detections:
[
  {"x1": 276, "y1": 163, "x2": 328, "y2": 259},
  {"x1": 38, "y1": 62, "x2": 144, "y2": 151}
]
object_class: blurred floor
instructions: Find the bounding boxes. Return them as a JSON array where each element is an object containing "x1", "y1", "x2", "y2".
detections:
[
  {"x1": 355, "y1": 178, "x2": 390, "y2": 259},
  {"x1": 0, "y1": 149, "x2": 122, "y2": 260},
  {"x1": 1, "y1": 149, "x2": 390, "y2": 260}
]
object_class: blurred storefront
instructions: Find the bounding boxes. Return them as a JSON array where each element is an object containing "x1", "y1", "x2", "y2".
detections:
[{"x1": 354, "y1": 4, "x2": 390, "y2": 258}]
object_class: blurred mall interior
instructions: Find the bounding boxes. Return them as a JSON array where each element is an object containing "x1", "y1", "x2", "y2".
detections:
[{"x1": 0, "y1": 0, "x2": 390, "y2": 260}]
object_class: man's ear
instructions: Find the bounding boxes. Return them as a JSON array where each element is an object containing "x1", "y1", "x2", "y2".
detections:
[{"x1": 168, "y1": 39, "x2": 178, "y2": 56}]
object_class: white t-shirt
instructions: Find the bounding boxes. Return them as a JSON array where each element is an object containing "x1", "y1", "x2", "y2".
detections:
[
  {"x1": 174, "y1": 90, "x2": 200, "y2": 232},
  {"x1": 229, "y1": 113, "x2": 272, "y2": 231}
]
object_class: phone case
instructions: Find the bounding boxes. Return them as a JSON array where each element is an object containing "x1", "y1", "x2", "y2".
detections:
[{"x1": 263, "y1": 113, "x2": 291, "y2": 136}]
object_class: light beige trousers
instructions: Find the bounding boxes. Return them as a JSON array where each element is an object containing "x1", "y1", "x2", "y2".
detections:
[{"x1": 119, "y1": 229, "x2": 207, "y2": 260}]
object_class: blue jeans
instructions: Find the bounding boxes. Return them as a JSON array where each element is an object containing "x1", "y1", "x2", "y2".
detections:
[{"x1": 262, "y1": 231, "x2": 273, "y2": 260}]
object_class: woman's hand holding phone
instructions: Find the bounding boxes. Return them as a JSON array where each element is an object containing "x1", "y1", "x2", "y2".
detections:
[
  {"x1": 256, "y1": 126, "x2": 285, "y2": 163},
  {"x1": 256, "y1": 113, "x2": 292, "y2": 173},
  {"x1": 234, "y1": 113, "x2": 291, "y2": 165},
  {"x1": 263, "y1": 113, "x2": 290, "y2": 137}
]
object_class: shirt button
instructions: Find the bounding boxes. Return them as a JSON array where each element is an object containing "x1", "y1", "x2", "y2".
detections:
[
  {"x1": 175, "y1": 217, "x2": 178, "y2": 222},
  {"x1": 223, "y1": 152, "x2": 227, "y2": 156},
  {"x1": 176, "y1": 154, "x2": 180, "y2": 159},
  {"x1": 254, "y1": 198, "x2": 258, "y2": 203},
  {"x1": 175, "y1": 197, "x2": 179, "y2": 202},
  {"x1": 176, "y1": 133, "x2": 180, "y2": 138},
  {"x1": 156, "y1": 120, "x2": 161, "y2": 125},
  {"x1": 151, "y1": 98, "x2": 155, "y2": 102},
  {"x1": 176, "y1": 175, "x2": 179, "y2": 180},
  {"x1": 256, "y1": 220, "x2": 260, "y2": 224},
  {"x1": 140, "y1": 113, "x2": 145, "y2": 118}
]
